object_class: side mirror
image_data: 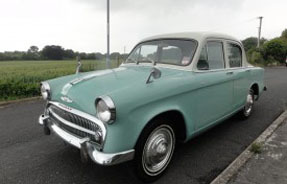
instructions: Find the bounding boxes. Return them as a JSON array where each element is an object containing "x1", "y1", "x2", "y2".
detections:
[{"x1": 146, "y1": 67, "x2": 162, "y2": 84}]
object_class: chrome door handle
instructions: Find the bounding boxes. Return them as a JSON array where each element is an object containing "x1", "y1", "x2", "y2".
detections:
[{"x1": 226, "y1": 71, "x2": 233, "y2": 75}]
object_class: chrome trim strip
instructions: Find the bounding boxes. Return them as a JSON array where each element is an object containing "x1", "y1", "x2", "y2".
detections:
[
  {"x1": 49, "y1": 108, "x2": 96, "y2": 135},
  {"x1": 194, "y1": 67, "x2": 252, "y2": 73},
  {"x1": 48, "y1": 101, "x2": 107, "y2": 146}
]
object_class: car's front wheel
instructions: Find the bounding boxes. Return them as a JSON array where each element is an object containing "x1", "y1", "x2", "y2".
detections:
[{"x1": 134, "y1": 119, "x2": 176, "y2": 182}]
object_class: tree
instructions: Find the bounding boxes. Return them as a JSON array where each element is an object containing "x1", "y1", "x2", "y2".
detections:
[
  {"x1": 281, "y1": 29, "x2": 287, "y2": 39},
  {"x1": 41, "y1": 45, "x2": 65, "y2": 60},
  {"x1": 63, "y1": 49, "x2": 75, "y2": 59},
  {"x1": 242, "y1": 37, "x2": 257, "y2": 51},
  {"x1": 95, "y1": 52, "x2": 104, "y2": 60},
  {"x1": 25, "y1": 46, "x2": 40, "y2": 60},
  {"x1": 262, "y1": 38, "x2": 287, "y2": 63},
  {"x1": 86, "y1": 53, "x2": 96, "y2": 59},
  {"x1": 79, "y1": 52, "x2": 87, "y2": 59},
  {"x1": 242, "y1": 37, "x2": 267, "y2": 51},
  {"x1": 110, "y1": 52, "x2": 120, "y2": 60},
  {"x1": 28, "y1": 46, "x2": 39, "y2": 53}
]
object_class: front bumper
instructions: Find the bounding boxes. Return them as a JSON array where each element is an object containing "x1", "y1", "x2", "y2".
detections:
[{"x1": 39, "y1": 114, "x2": 134, "y2": 166}]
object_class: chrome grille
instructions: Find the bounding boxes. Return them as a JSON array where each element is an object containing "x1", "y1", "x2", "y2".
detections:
[{"x1": 48, "y1": 104, "x2": 101, "y2": 143}]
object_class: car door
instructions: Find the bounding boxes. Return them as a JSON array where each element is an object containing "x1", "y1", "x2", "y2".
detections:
[
  {"x1": 194, "y1": 40, "x2": 234, "y2": 130},
  {"x1": 224, "y1": 41, "x2": 250, "y2": 109}
]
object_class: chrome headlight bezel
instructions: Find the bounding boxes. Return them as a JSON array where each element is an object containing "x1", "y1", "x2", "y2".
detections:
[
  {"x1": 95, "y1": 96, "x2": 116, "y2": 124},
  {"x1": 40, "y1": 82, "x2": 51, "y2": 100}
]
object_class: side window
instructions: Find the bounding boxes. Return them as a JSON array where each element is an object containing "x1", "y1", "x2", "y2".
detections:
[
  {"x1": 226, "y1": 43, "x2": 242, "y2": 68},
  {"x1": 197, "y1": 41, "x2": 225, "y2": 70}
]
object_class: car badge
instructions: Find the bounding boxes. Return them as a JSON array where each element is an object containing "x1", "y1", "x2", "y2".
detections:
[{"x1": 61, "y1": 96, "x2": 73, "y2": 103}]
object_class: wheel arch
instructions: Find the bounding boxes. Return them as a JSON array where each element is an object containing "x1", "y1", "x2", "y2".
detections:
[
  {"x1": 135, "y1": 109, "x2": 188, "y2": 148},
  {"x1": 250, "y1": 83, "x2": 259, "y2": 100}
]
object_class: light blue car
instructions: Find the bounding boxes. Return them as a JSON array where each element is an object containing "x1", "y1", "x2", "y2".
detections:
[{"x1": 39, "y1": 32, "x2": 266, "y2": 182}]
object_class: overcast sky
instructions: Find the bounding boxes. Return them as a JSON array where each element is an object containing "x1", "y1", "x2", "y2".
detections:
[{"x1": 0, "y1": 0, "x2": 286, "y2": 53}]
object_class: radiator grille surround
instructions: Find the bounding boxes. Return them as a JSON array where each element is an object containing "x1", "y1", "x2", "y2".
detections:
[{"x1": 48, "y1": 104, "x2": 103, "y2": 145}]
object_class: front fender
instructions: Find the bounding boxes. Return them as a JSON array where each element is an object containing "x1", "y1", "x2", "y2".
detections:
[{"x1": 102, "y1": 94, "x2": 194, "y2": 153}]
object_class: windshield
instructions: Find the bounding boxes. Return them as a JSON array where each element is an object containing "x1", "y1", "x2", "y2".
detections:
[{"x1": 125, "y1": 39, "x2": 197, "y2": 66}]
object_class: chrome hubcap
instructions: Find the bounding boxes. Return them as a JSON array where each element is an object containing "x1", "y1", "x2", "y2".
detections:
[
  {"x1": 244, "y1": 93, "x2": 254, "y2": 116},
  {"x1": 142, "y1": 125, "x2": 175, "y2": 176}
]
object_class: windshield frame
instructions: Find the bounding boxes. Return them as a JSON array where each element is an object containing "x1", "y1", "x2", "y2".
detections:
[{"x1": 125, "y1": 38, "x2": 198, "y2": 67}]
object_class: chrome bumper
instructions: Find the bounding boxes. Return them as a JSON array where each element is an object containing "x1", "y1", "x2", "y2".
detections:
[{"x1": 39, "y1": 114, "x2": 134, "y2": 166}]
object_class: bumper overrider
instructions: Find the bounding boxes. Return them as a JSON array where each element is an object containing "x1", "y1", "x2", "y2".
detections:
[{"x1": 38, "y1": 101, "x2": 134, "y2": 166}]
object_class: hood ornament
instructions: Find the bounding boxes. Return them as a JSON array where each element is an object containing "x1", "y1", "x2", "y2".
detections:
[
  {"x1": 61, "y1": 96, "x2": 73, "y2": 103},
  {"x1": 76, "y1": 56, "x2": 82, "y2": 74}
]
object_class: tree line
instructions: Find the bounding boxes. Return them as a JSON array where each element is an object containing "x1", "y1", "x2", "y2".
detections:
[
  {"x1": 0, "y1": 45, "x2": 128, "y2": 61},
  {"x1": 1, "y1": 28, "x2": 287, "y2": 65},
  {"x1": 242, "y1": 28, "x2": 287, "y2": 66}
]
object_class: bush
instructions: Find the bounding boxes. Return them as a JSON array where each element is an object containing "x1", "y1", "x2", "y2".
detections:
[
  {"x1": 250, "y1": 142, "x2": 263, "y2": 154},
  {"x1": 247, "y1": 48, "x2": 266, "y2": 66},
  {"x1": 262, "y1": 38, "x2": 287, "y2": 63},
  {"x1": 251, "y1": 51, "x2": 264, "y2": 64}
]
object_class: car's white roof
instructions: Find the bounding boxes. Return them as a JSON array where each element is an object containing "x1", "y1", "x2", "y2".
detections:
[{"x1": 141, "y1": 32, "x2": 240, "y2": 43}]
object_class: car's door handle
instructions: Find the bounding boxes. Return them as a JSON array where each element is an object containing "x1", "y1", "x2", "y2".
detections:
[
  {"x1": 226, "y1": 71, "x2": 233, "y2": 75},
  {"x1": 246, "y1": 69, "x2": 251, "y2": 72}
]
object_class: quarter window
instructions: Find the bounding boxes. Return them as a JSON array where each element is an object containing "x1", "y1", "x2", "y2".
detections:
[
  {"x1": 197, "y1": 41, "x2": 225, "y2": 70},
  {"x1": 226, "y1": 43, "x2": 242, "y2": 68}
]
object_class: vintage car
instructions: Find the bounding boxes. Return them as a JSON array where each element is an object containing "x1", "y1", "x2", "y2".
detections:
[{"x1": 38, "y1": 32, "x2": 265, "y2": 182}]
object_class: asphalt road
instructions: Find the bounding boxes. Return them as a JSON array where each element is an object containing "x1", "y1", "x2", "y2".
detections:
[{"x1": 0, "y1": 67, "x2": 287, "y2": 184}]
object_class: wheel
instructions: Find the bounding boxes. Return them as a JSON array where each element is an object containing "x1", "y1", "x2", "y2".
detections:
[
  {"x1": 240, "y1": 89, "x2": 254, "y2": 119},
  {"x1": 134, "y1": 119, "x2": 176, "y2": 182}
]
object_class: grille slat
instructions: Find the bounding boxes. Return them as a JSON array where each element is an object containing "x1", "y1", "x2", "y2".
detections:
[{"x1": 48, "y1": 105, "x2": 101, "y2": 143}]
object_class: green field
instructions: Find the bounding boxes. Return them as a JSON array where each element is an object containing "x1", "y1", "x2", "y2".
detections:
[{"x1": 0, "y1": 60, "x2": 121, "y2": 101}]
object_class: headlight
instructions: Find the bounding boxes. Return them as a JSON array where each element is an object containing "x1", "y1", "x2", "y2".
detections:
[
  {"x1": 95, "y1": 96, "x2": 116, "y2": 124},
  {"x1": 40, "y1": 82, "x2": 51, "y2": 100}
]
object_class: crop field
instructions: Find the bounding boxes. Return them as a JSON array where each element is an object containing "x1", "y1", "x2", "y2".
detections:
[{"x1": 0, "y1": 60, "x2": 121, "y2": 101}]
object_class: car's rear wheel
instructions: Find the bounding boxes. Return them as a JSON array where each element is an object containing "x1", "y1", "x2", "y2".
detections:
[
  {"x1": 134, "y1": 119, "x2": 176, "y2": 182},
  {"x1": 240, "y1": 89, "x2": 254, "y2": 119}
]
